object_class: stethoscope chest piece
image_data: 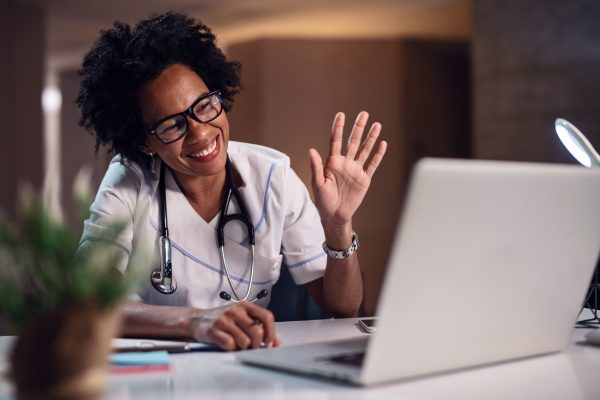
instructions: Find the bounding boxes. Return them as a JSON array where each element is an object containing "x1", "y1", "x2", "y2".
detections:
[
  {"x1": 151, "y1": 235, "x2": 177, "y2": 294},
  {"x1": 151, "y1": 269, "x2": 177, "y2": 294}
]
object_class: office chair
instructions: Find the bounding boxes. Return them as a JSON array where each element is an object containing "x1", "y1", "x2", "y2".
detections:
[{"x1": 267, "y1": 265, "x2": 327, "y2": 322}]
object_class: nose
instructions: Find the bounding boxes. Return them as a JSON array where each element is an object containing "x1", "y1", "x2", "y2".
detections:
[{"x1": 185, "y1": 115, "x2": 212, "y2": 141}]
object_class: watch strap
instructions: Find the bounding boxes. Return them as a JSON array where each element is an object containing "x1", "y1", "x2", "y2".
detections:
[{"x1": 322, "y1": 230, "x2": 360, "y2": 260}]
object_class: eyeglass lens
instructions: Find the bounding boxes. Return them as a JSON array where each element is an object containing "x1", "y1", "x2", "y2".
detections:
[{"x1": 155, "y1": 92, "x2": 222, "y2": 143}]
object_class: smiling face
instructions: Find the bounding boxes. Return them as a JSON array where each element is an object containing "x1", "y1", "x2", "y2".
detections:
[{"x1": 140, "y1": 63, "x2": 229, "y2": 190}]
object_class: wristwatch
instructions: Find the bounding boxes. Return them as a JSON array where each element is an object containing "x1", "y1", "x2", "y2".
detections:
[{"x1": 322, "y1": 230, "x2": 360, "y2": 259}]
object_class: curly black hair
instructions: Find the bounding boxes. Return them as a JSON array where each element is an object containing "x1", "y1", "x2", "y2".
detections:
[{"x1": 77, "y1": 12, "x2": 242, "y2": 165}]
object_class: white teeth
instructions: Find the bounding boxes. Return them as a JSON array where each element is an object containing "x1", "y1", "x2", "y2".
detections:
[{"x1": 189, "y1": 139, "x2": 217, "y2": 158}]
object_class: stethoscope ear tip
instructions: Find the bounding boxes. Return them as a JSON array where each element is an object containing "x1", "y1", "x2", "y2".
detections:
[
  {"x1": 219, "y1": 291, "x2": 232, "y2": 301},
  {"x1": 220, "y1": 289, "x2": 269, "y2": 303}
]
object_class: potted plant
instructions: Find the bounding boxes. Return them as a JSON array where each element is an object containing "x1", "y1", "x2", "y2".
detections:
[{"x1": 0, "y1": 178, "x2": 146, "y2": 400}]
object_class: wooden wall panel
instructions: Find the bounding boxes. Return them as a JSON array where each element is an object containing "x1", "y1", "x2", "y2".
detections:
[{"x1": 0, "y1": 0, "x2": 45, "y2": 220}]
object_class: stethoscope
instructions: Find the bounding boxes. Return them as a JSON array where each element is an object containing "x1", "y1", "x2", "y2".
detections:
[{"x1": 150, "y1": 156, "x2": 269, "y2": 303}]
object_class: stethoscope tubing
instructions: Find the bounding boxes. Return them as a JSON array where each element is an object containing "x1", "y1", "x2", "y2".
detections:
[
  {"x1": 151, "y1": 156, "x2": 261, "y2": 302},
  {"x1": 216, "y1": 157, "x2": 257, "y2": 302},
  {"x1": 150, "y1": 162, "x2": 177, "y2": 294},
  {"x1": 219, "y1": 244, "x2": 255, "y2": 302}
]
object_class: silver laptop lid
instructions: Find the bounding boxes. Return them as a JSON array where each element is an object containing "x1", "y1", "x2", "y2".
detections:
[{"x1": 362, "y1": 158, "x2": 600, "y2": 384}]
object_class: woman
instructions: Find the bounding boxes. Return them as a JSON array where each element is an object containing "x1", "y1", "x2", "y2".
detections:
[{"x1": 77, "y1": 12, "x2": 387, "y2": 351}]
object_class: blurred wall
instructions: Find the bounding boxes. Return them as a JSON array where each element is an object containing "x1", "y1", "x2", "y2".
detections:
[
  {"x1": 59, "y1": 70, "x2": 112, "y2": 232},
  {"x1": 400, "y1": 39, "x2": 471, "y2": 188},
  {"x1": 0, "y1": 0, "x2": 45, "y2": 334},
  {"x1": 0, "y1": 0, "x2": 45, "y2": 220},
  {"x1": 473, "y1": 0, "x2": 600, "y2": 162},
  {"x1": 228, "y1": 39, "x2": 403, "y2": 315}
]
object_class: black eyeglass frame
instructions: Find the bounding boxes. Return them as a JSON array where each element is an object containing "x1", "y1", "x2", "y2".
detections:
[{"x1": 145, "y1": 90, "x2": 223, "y2": 144}]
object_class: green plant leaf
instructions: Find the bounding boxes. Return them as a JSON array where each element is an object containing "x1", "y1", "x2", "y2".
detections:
[{"x1": 0, "y1": 181, "x2": 148, "y2": 329}]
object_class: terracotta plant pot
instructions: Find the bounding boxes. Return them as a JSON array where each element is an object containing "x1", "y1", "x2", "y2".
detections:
[{"x1": 9, "y1": 300, "x2": 122, "y2": 400}]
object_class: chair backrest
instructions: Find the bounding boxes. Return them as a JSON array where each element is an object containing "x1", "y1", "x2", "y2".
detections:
[{"x1": 267, "y1": 265, "x2": 326, "y2": 321}]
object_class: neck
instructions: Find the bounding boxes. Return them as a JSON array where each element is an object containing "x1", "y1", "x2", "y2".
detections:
[
  {"x1": 177, "y1": 170, "x2": 226, "y2": 199},
  {"x1": 171, "y1": 168, "x2": 227, "y2": 222}
]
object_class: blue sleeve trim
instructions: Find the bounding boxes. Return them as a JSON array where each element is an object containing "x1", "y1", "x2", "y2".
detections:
[
  {"x1": 239, "y1": 161, "x2": 277, "y2": 245},
  {"x1": 286, "y1": 251, "x2": 326, "y2": 269},
  {"x1": 254, "y1": 161, "x2": 276, "y2": 232}
]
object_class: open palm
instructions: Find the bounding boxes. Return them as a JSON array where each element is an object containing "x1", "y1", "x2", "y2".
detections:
[{"x1": 309, "y1": 112, "x2": 387, "y2": 226}]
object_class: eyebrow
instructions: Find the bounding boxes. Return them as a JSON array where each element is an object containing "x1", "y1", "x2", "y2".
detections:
[{"x1": 150, "y1": 91, "x2": 211, "y2": 127}]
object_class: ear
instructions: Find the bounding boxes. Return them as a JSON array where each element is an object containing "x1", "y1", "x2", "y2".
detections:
[{"x1": 139, "y1": 140, "x2": 154, "y2": 155}]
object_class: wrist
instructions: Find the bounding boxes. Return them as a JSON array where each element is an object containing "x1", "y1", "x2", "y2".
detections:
[
  {"x1": 322, "y1": 220, "x2": 353, "y2": 249},
  {"x1": 183, "y1": 308, "x2": 211, "y2": 341},
  {"x1": 322, "y1": 230, "x2": 360, "y2": 260}
]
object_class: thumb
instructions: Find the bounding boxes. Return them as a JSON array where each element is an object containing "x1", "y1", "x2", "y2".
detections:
[{"x1": 309, "y1": 148, "x2": 324, "y2": 190}]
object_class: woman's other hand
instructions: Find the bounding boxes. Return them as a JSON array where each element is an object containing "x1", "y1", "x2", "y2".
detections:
[
  {"x1": 189, "y1": 302, "x2": 281, "y2": 351},
  {"x1": 309, "y1": 111, "x2": 387, "y2": 228}
]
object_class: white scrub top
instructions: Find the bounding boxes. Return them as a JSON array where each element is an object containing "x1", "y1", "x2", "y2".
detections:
[{"x1": 80, "y1": 141, "x2": 327, "y2": 309}]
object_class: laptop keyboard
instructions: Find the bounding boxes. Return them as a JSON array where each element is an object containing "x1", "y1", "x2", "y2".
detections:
[{"x1": 324, "y1": 351, "x2": 366, "y2": 367}]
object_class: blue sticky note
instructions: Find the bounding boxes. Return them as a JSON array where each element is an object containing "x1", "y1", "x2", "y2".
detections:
[{"x1": 110, "y1": 350, "x2": 170, "y2": 366}]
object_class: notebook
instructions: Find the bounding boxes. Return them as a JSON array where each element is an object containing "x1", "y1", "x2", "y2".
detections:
[{"x1": 237, "y1": 158, "x2": 600, "y2": 386}]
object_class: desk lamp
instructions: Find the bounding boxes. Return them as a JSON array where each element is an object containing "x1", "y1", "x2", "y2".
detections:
[
  {"x1": 555, "y1": 118, "x2": 600, "y2": 168},
  {"x1": 555, "y1": 118, "x2": 600, "y2": 324}
]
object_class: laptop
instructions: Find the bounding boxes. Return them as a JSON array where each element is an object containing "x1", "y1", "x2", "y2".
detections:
[{"x1": 237, "y1": 158, "x2": 600, "y2": 385}]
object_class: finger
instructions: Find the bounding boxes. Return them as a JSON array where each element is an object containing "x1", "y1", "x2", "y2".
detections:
[
  {"x1": 330, "y1": 112, "x2": 345, "y2": 157},
  {"x1": 243, "y1": 303, "x2": 276, "y2": 347},
  {"x1": 346, "y1": 111, "x2": 369, "y2": 159},
  {"x1": 247, "y1": 323, "x2": 265, "y2": 349},
  {"x1": 309, "y1": 148, "x2": 325, "y2": 190},
  {"x1": 226, "y1": 304, "x2": 256, "y2": 327},
  {"x1": 356, "y1": 122, "x2": 382, "y2": 166},
  {"x1": 365, "y1": 140, "x2": 388, "y2": 178},
  {"x1": 214, "y1": 317, "x2": 252, "y2": 350},
  {"x1": 228, "y1": 306, "x2": 265, "y2": 349},
  {"x1": 206, "y1": 327, "x2": 236, "y2": 351}
]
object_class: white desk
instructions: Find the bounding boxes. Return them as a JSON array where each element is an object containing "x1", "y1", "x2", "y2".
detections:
[{"x1": 1, "y1": 317, "x2": 600, "y2": 400}]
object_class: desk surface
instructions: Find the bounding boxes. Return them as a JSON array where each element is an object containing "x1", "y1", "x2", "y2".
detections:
[{"x1": 1, "y1": 317, "x2": 600, "y2": 400}]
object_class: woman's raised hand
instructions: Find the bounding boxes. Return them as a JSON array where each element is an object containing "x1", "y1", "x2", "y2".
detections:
[{"x1": 309, "y1": 111, "x2": 387, "y2": 228}]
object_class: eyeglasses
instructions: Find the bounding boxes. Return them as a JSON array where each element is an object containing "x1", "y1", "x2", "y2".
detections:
[{"x1": 146, "y1": 90, "x2": 223, "y2": 144}]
